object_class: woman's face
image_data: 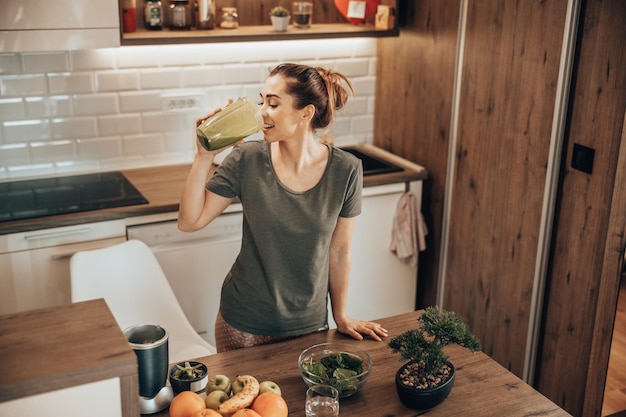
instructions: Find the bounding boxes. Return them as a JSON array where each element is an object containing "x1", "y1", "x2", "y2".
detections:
[{"x1": 259, "y1": 74, "x2": 310, "y2": 142}]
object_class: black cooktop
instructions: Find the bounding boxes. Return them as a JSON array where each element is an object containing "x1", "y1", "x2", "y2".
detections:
[{"x1": 0, "y1": 171, "x2": 148, "y2": 222}]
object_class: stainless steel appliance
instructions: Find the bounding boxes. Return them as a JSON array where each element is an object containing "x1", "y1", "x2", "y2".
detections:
[{"x1": 124, "y1": 324, "x2": 173, "y2": 414}]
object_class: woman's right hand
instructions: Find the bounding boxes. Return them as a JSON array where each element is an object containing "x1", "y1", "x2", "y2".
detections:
[{"x1": 194, "y1": 100, "x2": 243, "y2": 155}]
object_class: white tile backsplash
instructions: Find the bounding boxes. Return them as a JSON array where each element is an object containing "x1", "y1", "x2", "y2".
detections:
[
  {"x1": 140, "y1": 68, "x2": 183, "y2": 89},
  {"x1": 98, "y1": 114, "x2": 141, "y2": 136},
  {"x1": 335, "y1": 58, "x2": 370, "y2": 77},
  {"x1": 0, "y1": 143, "x2": 29, "y2": 165},
  {"x1": 48, "y1": 72, "x2": 94, "y2": 94},
  {"x1": 51, "y1": 117, "x2": 97, "y2": 140},
  {"x1": 30, "y1": 140, "x2": 74, "y2": 163},
  {"x1": 0, "y1": 54, "x2": 21, "y2": 74},
  {"x1": 70, "y1": 49, "x2": 117, "y2": 71},
  {"x1": 77, "y1": 136, "x2": 122, "y2": 159},
  {"x1": 96, "y1": 70, "x2": 140, "y2": 92},
  {"x1": 351, "y1": 114, "x2": 375, "y2": 135},
  {"x1": 3, "y1": 119, "x2": 50, "y2": 143},
  {"x1": 22, "y1": 52, "x2": 69, "y2": 74},
  {"x1": 181, "y1": 66, "x2": 223, "y2": 87},
  {"x1": 72, "y1": 93, "x2": 118, "y2": 116},
  {"x1": 120, "y1": 91, "x2": 164, "y2": 112},
  {"x1": 0, "y1": 98, "x2": 25, "y2": 120},
  {"x1": 116, "y1": 46, "x2": 161, "y2": 69},
  {"x1": 122, "y1": 134, "x2": 164, "y2": 156},
  {"x1": 25, "y1": 96, "x2": 72, "y2": 118},
  {"x1": 0, "y1": 38, "x2": 377, "y2": 180},
  {"x1": 1, "y1": 74, "x2": 47, "y2": 97}
]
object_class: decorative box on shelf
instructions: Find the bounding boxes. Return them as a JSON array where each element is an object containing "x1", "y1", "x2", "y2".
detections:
[{"x1": 375, "y1": 5, "x2": 396, "y2": 30}]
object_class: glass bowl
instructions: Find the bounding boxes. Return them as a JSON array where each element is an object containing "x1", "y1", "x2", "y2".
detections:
[{"x1": 298, "y1": 342, "x2": 372, "y2": 398}]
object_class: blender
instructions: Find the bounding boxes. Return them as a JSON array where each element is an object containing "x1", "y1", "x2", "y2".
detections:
[{"x1": 124, "y1": 324, "x2": 174, "y2": 414}]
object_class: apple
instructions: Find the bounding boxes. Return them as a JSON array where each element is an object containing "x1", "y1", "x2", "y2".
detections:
[
  {"x1": 258, "y1": 380, "x2": 281, "y2": 396},
  {"x1": 231, "y1": 377, "x2": 244, "y2": 395},
  {"x1": 205, "y1": 390, "x2": 230, "y2": 410},
  {"x1": 206, "y1": 374, "x2": 231, "y2": 395}
]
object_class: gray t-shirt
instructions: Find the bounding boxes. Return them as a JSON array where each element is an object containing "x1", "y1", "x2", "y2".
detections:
[{"x1": 207, "y1": 140, "x2": 362, "y2": 337}]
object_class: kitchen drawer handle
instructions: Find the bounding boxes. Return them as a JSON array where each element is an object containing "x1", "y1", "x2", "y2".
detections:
[
  {"x1": 24, "y1": 227, "x2": 93, "y2": 241},
  {"x1": 148, "y1": 235, "x2": 241, "y2": 253}
]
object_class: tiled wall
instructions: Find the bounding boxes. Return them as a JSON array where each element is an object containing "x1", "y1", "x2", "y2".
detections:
[{"x1": 0, "y1": 38, "x2": 377, "y2": 181}]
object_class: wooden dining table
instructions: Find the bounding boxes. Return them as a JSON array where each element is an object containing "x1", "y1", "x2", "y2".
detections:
[{"x1": 154, "y1": 310, "x2": 571, "y2": 416}]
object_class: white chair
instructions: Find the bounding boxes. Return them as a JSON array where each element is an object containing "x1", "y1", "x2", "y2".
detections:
[{"x1": 70, "y1": 239, "x2": 216, "y2": 363}]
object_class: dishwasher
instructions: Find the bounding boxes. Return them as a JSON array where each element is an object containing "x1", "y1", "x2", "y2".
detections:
[{"x1": 126, "y1": 205, "x2": 243, "y2": 348}]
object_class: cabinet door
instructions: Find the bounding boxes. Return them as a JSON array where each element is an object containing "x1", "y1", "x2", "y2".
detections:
[
  {"x1": 0, "y1": 237, "x2": 126, "y2": 315},
  {"x1": 0, "y1": 0, "x2": 120, "y2": 51},
  {"x1": 1, "y1": 0, "x2": 118, "y2": 29}
]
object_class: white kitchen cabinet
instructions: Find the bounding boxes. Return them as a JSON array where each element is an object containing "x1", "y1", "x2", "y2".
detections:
[
  {"x1": 328, "y1": 181, "x2": 422, "y2": 328},
  {"x1": 0, "y1": 220, "x2": 126, "y2": 315},
  {"x1": 0, "y1": 0, "x2": 120, "y2": 52}
]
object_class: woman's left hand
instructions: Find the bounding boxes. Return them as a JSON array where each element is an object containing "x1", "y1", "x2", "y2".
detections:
[{"x1": 336, "y1": 318, "x2": 388, "y2": 342}]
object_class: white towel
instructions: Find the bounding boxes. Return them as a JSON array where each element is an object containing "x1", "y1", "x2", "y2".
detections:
[{"x1": 390, "y1": 191, "x2": 428, "y2": 267}]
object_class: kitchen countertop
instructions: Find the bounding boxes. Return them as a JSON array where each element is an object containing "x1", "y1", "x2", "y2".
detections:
[
  {"x1": 151, "y1": 309, "x2": 569, "y2": 417},
  {"x1": 0, "y1": 145, "x2": 426, "y2": 235},
  {"x1": 0, "y1": 299, "x2": 139, "y2": 415}
]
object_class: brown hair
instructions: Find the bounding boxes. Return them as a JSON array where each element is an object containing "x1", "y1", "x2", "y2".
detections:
[{"x1": 268, "y1": 63, "x2": 354, "y2": 130}]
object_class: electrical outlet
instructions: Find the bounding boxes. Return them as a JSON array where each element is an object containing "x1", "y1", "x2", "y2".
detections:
[{"x1": 161, "y1": 94, "x2": 201, "y2": 111}]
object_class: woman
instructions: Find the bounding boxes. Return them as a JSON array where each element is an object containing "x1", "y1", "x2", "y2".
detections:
[{"x1": 178, "y1": 63, "x2": 388, "y2": 352}]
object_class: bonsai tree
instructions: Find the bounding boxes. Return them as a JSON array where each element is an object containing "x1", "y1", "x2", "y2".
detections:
[
  {"x1": 270, "y1": 6, "x2": 289, "y2": 17},
  {"x1": 388, "y1": 306, "x2": 481, "y2": 389}
]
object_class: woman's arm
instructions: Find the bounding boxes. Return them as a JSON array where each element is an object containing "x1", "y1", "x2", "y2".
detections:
[
  {"x1": 177, "y1": 151, "x2": 233, "y2": 232},
  {"x1": 328, "y1": 216, "x2": 388, "y2": 341},
  {"x1": 178, "y1": 108, "x2": 239, "y2": 232}
]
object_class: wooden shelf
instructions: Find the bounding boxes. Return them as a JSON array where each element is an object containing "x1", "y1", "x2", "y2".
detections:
[{"x1": 121, "y1": 23, "x2": 398, "y2": 46}]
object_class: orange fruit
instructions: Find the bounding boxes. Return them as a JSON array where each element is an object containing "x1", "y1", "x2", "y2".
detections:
[
  {"x1": 169, "y1": 391, "x2": 206, "y2": 417},
  {"x1": 251, "y1": 392, "x2": 288, "y2": 417},
  {"x1": 231, "y1": 410, "x2": 262, "y2": 417},
  {"x1": 190, "y1": 409, "x2": 222, "y2": 417}
]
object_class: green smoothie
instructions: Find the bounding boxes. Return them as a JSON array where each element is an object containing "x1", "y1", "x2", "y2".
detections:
[{"x1": 196, "y1": 97, "x2": 264, "y2": 151}]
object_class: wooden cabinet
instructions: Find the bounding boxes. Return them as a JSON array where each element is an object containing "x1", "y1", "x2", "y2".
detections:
[
  {"x1": 120, "y1": 0, "x2": 398, "y2": 45},
  {"x1": 375, "y1": 1, "x2": 626, "y2": 416}
]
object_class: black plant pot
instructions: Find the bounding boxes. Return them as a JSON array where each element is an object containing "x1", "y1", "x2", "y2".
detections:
[{"x1": 395, "y1": 361, "x2": 455, "y2": 410}]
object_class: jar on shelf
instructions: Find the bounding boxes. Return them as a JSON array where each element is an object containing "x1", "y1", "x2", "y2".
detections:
[
  {"x1": 144, "y1": 0, "x2": 163, "y2": 30},
  {"x1": 195, "y1": 0, "x2": 215, "y2": 30},
  {"x1": 220, "y1": 7, "x2": 239, "y2": 29},
  {"x1": 168, "y1": 0, "x2": 192, "y2": 30}
]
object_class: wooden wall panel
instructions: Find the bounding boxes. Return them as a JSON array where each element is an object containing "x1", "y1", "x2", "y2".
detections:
[
  {"x1": 374, "y1": 0, "x2": 460, "y2": 308},
  {"x1": 536, "y1": 1, "x2": 626, "y2": 414},
  {"x1": 443, "y1": 1, "x2": 567, "y2": 377}
]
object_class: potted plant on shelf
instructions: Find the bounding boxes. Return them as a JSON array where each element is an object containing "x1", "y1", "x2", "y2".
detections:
[
  {"x1": 270, "y1": 6, "x2": 290, "y2": 31},
  {"x1": 388, "y1": 306, "x2": 481, "y2": 410}
]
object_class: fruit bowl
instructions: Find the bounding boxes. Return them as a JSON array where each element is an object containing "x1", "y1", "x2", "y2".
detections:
[
  {"x1": 169, "y1": 361, "x2": 208, "y2": 394},
  {"x1": 298, "y1": 342, "x2": 372, "y2": 398}
]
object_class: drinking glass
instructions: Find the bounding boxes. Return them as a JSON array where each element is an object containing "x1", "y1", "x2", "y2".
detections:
[
  {"x1": 305, "y1": 384, "x2": 339, "y2": 417},
  {"x1": 196, "y1": 97, "x2": 263, "y2": 151},
  {"x1": 293, "y1": 2, "x2": 313, "y2": 28}
]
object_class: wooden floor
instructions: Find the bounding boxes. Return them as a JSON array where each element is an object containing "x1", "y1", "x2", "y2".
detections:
[{"x1": 603, "y1": 275, "x2": 626, "y2": 417}]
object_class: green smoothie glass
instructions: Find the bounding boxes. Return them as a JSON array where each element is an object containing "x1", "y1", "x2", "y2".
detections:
[{"x1": 196, "y1": 97, "x2": 264, "y2": 151}]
